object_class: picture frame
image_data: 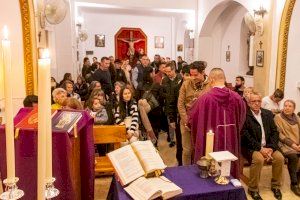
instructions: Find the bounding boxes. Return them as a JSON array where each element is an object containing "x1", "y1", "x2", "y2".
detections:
[
  {"x1": 256, "y1": 50, "x2": 264, "y2": 67},
  {"x1": 95, "y1": 34, "x2": 105, "y2": 47},
  {"x1": 154, "y1": 36, "x2": 164, "y2": 48},
  {"x1": 177, "y1": 44, "x2": 183, "y2": 52},
  {"x1": 226, "y1": 51, "x2": 230, "y2": 62}
]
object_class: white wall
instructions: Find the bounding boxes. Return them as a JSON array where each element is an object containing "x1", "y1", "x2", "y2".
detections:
[
  {"x1": 198, "y1": 2, "x2": 252, "y2": 85},
  {"x1": 284, "y1": 0, "x2": 300, "y2": 112},
  {"x1": 49, "y1": 0, "x2": 76, "y2": 82},
  {"x1": 0, "y1": 0, "x2": 26, "y2": 120},
  {"x1": 76, "y1": 0, "x2": 196, "y2": 10},
  {"x1": 268, "y1": 0, "x2": 286, "y2": 94},
  {"x1": 81, "y1": 12, "x2": 174, "y2": 60},
  {"x1": 196, "y1": 0, "x2": 275, "y2": 86}
]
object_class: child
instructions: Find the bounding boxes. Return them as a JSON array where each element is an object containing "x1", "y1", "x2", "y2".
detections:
[
  {"x1": 87, "y1": 97, "x2": 108, "y2": 125},
  {"x1": 115, "y1": 86, "x2": 139, "y2": 143}
]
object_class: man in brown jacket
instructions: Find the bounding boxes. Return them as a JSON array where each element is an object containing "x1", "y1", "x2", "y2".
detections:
[{"x1": 178, "y1": 61, "x2": 209, "y2": 165}]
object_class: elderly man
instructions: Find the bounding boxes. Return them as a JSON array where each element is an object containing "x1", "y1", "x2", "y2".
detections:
[
  {"x1": 178, "y1": 61, "x2": 209, "y2": 165},
  {"x1": 242, "y1": 92, "x2": 284, "y2": 200},
  {"x1": 51, "y1": 88, "x2": 67, "y2": 109}
]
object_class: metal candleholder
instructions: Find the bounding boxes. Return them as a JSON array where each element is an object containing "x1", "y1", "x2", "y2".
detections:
[
  {"x1": 45, "y1": 177, "x2": 59, "y2": 199},
  {"x1": 0, "y1": 177, "x2": 24, "y2": 200}
]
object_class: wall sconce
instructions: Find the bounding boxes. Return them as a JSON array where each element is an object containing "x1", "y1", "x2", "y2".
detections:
[
  {"x1": 76, "y1": 16, "x2": 84, "y2": 28},
  {"x1": 254, "y1": 5, "x2": 267, "y2": 18}
]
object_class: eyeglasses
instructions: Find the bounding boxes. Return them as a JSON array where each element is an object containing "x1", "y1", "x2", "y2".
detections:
[{"x1": 250, "y1": 100, "x2": 262, "y2": 103}]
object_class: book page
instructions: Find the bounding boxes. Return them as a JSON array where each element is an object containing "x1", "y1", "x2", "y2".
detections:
[
  {"x1": 107, "y1": 145, "x2": 145, "y2": 185},
  {"x1": 131, "y1": 141, "x2": 166, "y2": 174},
  {"x1": 124, "y1": 177, "x2": 162, "y2": 200},
  {"x1": 148, "y1": 176, "x2": 182, "y2": 199}
]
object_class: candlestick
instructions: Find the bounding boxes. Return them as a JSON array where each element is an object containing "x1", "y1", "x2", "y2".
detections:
[
  {"x1": 2, "y1": 25, "x2": 15, "y2": 180},
  {"x1": 37, "y1": 49, "x2": 51, "y2": 200},
  {"x1": 205, "y1": 130, "x2": 214, "y2": 158},
  {"x1": 0, "y1": 25, "x2": 24, "y2": 200}
]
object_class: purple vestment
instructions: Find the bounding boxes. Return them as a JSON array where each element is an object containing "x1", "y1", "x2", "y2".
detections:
[{"x1": 189, "y1": 87, "x2": 246, "y2": 178}]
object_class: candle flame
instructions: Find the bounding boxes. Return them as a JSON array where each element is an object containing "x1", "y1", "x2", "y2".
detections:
[
  {"x1": 41, "y1": 49, "x2": 50, "y2": 59},
  {"x1": 3, "y1": 26, "x2": 8, "y2": 40}
]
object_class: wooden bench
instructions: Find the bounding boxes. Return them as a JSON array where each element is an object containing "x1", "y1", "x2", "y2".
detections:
[{"x1": 93, "y1": 125, "x2": 127, "y2": 175}]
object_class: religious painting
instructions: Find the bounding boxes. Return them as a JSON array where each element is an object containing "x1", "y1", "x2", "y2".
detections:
[
  {"x1": 226, "y1": 51, "x2": 230, "y2": 62},
  {"x1": 256, "y1": 50, "x2": 264, "y2": 67},
  {"x1": 155, "y1": 36, "x2": 164, "y2": 48},
  {"x1": 115, "y1": 28, "x2": 147, "y2": 66},
  {"x1": 95, "y1": 34, "x2": 105, "y2": 47},
  {"x1": 177, "y1": 44, "x2": 183, "y2": 52}
]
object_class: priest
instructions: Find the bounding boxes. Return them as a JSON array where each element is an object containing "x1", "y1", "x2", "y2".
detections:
[{"x1": 189, "y1": 68, "x2": 246, "y2": 178}]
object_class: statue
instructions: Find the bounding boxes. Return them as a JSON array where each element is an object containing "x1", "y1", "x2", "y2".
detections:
[{"x1": 118, "y1": 30, "x2": 145, "y2": 66}]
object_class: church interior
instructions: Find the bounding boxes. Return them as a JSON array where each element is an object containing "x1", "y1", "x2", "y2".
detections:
[{"x1": 1, "y1": 0, "x2": 300, "y2": 199}]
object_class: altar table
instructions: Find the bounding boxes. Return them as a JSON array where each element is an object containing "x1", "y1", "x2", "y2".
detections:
[
  {"x1": 0, "y1": 108, "x2": 95, "y2": 200},
  {"x1": 107, "y1": 165, "x2": 247, "y2": 200}
]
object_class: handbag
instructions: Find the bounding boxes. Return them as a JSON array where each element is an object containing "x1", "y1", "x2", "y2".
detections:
[{"x1": 142, "y1": 90, "x2": 159, "y2": 110}]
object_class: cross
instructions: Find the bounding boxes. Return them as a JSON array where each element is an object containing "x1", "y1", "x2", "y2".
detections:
[
  {"x1": 38, "y1": 31, "x2": 42, "y2": 42},
  {"x1": 259, "y1": 41, "x2": 263, "y2": 49},
  {"x1": 118, "y1": 30, "x2": 145, "y2": 43},
  {"x1": 216, "y1": 110, "x2": 236, "y2": 150}
]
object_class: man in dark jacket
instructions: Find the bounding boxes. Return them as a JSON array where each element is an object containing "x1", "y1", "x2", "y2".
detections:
[
  {"x1": 150, "y1": 54, "x2": 161, "y2": 73},
  {"x1": 241, "y1": 92, "x2": 284, "y2": 200},
  {"x1": 162, "y1": 62, "x2": 183, "y2": 165},
  {"x1": 92, "y1": 57, "x2": 113, "y2": 97},
  {"x1": 114, "y1": 59, "x2": 127, "y2": 84},
  {"x1": 82, "y1": 57, "x2": 91, "y2": 79},
  {"x1": 132, "y1": 55, "x2": 150, "y2": 91}
]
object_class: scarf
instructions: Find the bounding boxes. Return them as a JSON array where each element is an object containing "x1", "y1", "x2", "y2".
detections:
[{"x1": 280, "y1": 112, "x2": 298, "y2": 125}]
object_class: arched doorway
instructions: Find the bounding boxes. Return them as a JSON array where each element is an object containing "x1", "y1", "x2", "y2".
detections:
[{"x1": 198, "y1": 1, "x2": 252, "y2": 85}]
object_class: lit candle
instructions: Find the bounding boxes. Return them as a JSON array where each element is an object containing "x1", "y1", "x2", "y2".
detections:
[
  {"x1": 1, "y1": 26, "x2": 15, "y2": 180},
  {"x1": 205, "y1": 130, "x2": 214, "y2": 158},
  {"x1": 249, "y1": 35, "x2": 254, "y2": 66},
  {"x1": 37, "y1": 49, "x2": 51, "y2": 199}
]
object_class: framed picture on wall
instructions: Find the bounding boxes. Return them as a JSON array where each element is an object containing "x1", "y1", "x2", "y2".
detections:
[
  {"x1": 154, "y1": 36, "x2": 164, "y2": 48},
  {"x1": 256, "y1": 50, "x2": 264, "y2": 67},
  {"x1": 226, "y1": 51, "x2": 230, "y2": 62},
  {"x1": 177, "y1": 44, "x2": 183, "y2": 52},
  {"x1": 95, "y1": 34, "x2": 105, "y2": 47}
]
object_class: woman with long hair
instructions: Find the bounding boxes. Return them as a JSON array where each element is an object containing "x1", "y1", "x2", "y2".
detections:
[{"x1": 115, "y1": 86, "x2": 139, "y2": 143}]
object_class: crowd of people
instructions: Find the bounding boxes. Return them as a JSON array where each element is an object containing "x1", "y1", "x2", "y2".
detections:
[{"x1": 22, "y1": 54, "x2": 300, "y2": 200}]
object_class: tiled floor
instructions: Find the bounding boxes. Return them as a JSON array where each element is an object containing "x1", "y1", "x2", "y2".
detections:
[{"x1": 94, "y1": 132, "x2": 300, "y2": 200}]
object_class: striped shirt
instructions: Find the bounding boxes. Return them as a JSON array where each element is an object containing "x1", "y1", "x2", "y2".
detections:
[{"x1": 115, "y1": 101, "x2": 139, "y2": 131}]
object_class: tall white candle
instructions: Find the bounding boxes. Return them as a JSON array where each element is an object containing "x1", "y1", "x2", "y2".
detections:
[
  {"x1": 37, "y1": 49, "x2": 51, "y2": 200},
  {"x1": 1, "y1": 26, "x2": 15, "y2": 180},
  {"x1": 205, "y1": 130, "x2": 214, "y2": 158},
  {"x1": 249, "y1": 35, "x2": 254, "y2": 66}
]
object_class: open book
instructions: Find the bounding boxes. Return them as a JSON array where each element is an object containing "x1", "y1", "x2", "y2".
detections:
[
  {"x1": 107, "y1": 140, "x2": 182, "y2": 200},
  {"x1": 124, "y1": 176, "x2": 182, "y2": 200},
  {"x1": 107, "y1": 140, "x2": 166, "y2": 185}
]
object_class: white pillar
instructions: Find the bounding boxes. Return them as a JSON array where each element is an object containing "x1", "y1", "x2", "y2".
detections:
[
  {"x1": 193, "y1": 0, "x2": 199, "y2": 60},
  {"x1": 171, "y1": 17, "x2": 176, "y2": 60}
]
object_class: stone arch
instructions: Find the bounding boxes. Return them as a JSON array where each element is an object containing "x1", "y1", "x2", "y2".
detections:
[{"x1": 198, "y1": 0, "x2": 251, "y2": 84}]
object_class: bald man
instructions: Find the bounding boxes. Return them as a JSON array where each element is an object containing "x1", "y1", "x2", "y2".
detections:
[{"x1": 189, "y1": 68, "x2": 246, "y2": 178}]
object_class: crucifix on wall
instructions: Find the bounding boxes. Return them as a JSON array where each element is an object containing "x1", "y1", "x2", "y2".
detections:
[
  {"x1": 226, "y1": 45, "x2": 230, "y2": 62},
  {"x1": 117, "y1": 30, "x2": 146, "y2": 65}
]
